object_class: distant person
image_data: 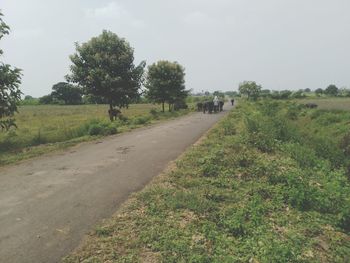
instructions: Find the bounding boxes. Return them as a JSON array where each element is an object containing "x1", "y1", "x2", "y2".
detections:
[
  {"x1": 231, "y1": 98, "x2": 234, "y2": 106},
  {"x1": 213, "y1": 96, "x2": 219, "y2": 113}
]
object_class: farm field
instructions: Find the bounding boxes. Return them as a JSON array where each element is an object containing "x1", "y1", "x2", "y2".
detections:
[
  {"x1": 297, "y1": 97, "x2": 350, "y2": 111},
  {"x1": 0, "y1": 104, "x2": 192, "y2": 166},
  {"x1": 65, "y1": 100, "x2": 350, "y2": 262}
]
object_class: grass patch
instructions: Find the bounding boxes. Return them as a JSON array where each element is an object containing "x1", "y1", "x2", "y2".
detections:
[
  {"x1": 0, "y1": 104, "x2": 193, "y2": 166},
  {"x1": 64, "y1": 100, "x2": 350, "y2": 263}
]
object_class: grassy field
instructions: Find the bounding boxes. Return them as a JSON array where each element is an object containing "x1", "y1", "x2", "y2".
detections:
[
  {"x1": 0, "y1": 104, "x2": 192, "y2": 166},
  {"x1": 297, "y1": 97, "x2": 350, "y2": 111},
  {"x1": 64, "y1": 100, "x2": 350, "y2": 263}
]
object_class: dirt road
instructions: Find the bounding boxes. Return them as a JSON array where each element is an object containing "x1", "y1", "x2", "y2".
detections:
[{"x1": 0, "y1": 106, "x2": 231, "y2": 263}]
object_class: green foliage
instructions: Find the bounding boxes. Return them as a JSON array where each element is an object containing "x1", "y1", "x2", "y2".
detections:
[
  {"x1": 0, "y1": 11, "x2": 22, "y2": 131},
  {"x1": 20, "y1": 95, "x2": 39, "y2": 106},
  {"x1": 291, "y1": 90, "x2": 306, "y2": 99},
  {"x1": 0, "y1": 104, "x2": 193, "y2": 165},
  {"x1": 64, "y1": 100, "x2": 350, "y2": 263},
  {"x1": 51, "y1": 82, "x2": 82, "y2": 105},
  {"x1": 145, "y1": 60, "x2": 188, "y2": 112},
  {"x1": 87, "y1": 120, "x2": 118, "y2": 136},
  {"x1": 68, "y1": 30, "x2": 145, "y2": 111},
  {"x1": 325, "y1": 84, "x2": 339, "y2": 96},
  {"x1": 238, "y1": 81, "x2": 262, "y2": 100},
  {"x1": 39, "y1": 94, "x2": 54, "y2": 104},
  {"x1": 315, "y1": 88, "x2": 323, "y2": 95}
]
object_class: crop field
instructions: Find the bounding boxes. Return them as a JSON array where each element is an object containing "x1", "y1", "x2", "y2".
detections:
[
  {"x1": 298, "y1": 97, "x2": 350, "y2": 111},
  {"x1": 0, "y1": 103, "x2": 192, "y2": 166},
  {"x1": 65, "y1": 100, "x2": 350, "y2": 262}
]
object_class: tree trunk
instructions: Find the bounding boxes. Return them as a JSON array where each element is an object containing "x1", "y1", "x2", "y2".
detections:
[{"x1": 162, "y1": 102, "x2": 165, "y2": 112}]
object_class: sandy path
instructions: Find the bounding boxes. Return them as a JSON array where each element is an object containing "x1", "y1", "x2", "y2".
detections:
[{"x1": 0, "y1": 106, "x2": 231, "y2": 263}]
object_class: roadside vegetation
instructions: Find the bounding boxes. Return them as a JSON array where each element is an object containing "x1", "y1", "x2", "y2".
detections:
[
  {"x1": 65, "y1": 100, "x2": 350, "y2": 262},
  {"x1": 0, "y1": 104, "x2": 192, "y2": 166}
]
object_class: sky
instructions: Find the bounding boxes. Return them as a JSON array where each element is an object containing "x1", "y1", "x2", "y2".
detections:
[{"x1": 1, "y1": 0, "x2": 350, "y2": 97}]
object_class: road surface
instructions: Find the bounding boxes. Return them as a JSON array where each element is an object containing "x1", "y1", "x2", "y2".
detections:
[{"x1": 0, "y1": 106, "x2": 231, "y2": 263}]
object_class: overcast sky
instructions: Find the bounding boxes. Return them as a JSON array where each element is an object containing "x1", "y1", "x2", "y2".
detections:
[{"x1": 2, "y1": 0, "x2": 350, "y2": 97}]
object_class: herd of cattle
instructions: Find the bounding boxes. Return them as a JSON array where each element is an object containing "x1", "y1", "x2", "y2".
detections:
[
  {"x1": 197, "y1": 100, "x2": 225, "y2": 113},
  {"x1": 108, "y1": 100, "x2": 318, "y2": 120}
]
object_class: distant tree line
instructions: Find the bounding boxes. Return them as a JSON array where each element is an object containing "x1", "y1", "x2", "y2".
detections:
[{"x1": 237, "y1": 81, "x2": 350, "y2": 100}]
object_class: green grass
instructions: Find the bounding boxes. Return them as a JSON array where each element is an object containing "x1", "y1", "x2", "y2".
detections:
[
  {"x1": 64, "y1": 100, "x2": 350, "y2": 263},
  {"x1": 0, "y1": 104, "x2": 193, "y2": 166},
  {"x1": 297, "y1": 97, "x2": 350, "y2": 111}
]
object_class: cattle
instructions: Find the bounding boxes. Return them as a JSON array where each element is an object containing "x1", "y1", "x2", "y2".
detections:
[
  {"x1": 304, "y1": 103, "x2": 318, "y2": 109},
  {"x1": 231, "y1": 99, "x2": 234, "y2": 106},
  {"x1": 203, "y1": 101, "x2": 214, "y2": 114},
  {"x1": 219, "y1": 101, "x2": 224, "y2": 112},
  {"x1": 108, "y1": 108, "x2": 122, "y2": 121},
  {"x1": 174, "y1": 100, "x2": 188, "y2": 111},
  {"x1": 197, "y1": 102, "x2": 204, "y2": 112}
]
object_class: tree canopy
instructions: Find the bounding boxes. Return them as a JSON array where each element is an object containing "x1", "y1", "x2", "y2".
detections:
[
  {"x1": 0, "y1": 11, "x2": 22, "y2": 130},
  {"x1": 315, "y1": 88, "x2": 323, "y2": 95},
  {"x1": 325, "y1": 84, "x2": 339, "y2": 96},
  {"x1": 238, "y1": 81, "x2": 262, "y2": 100},
  {"x1": 145, "y1": 61, "x2": 187, "y2": 112},
  {"x1": 67, "y1": 30, "x2": 145, "y2": 113},
  {"x1": 51, "y1": 82, "x2": 82, "y2": 105}
]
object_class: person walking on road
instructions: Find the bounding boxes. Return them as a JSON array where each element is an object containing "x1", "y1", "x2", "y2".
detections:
[{"x1": 213, "y1": 96, "x2": 219, "y2": 113}]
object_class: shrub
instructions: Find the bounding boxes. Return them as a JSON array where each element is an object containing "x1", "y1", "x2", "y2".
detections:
[
  {"x1": 88, "y1": 123, "x2": 104, "y2": 136},
  {"x1": 132, "y1": 116, "x2": 151, "y2": 125}
]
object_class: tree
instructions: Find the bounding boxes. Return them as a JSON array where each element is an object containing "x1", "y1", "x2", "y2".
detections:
[
  {"x1": 39, "y1": 94, "x2": 53, "y2": 104},
  {"x1": 260, "y1": 89, "x2": 271, "y2": 98},
  {"x1": 315, "y1": 88, "x2": 323, "y2": 95},
  {"x1": 304, "y1": 88, "x2": 311, "y2": 93},
  {"x1": 0, "y1": 11, "x2": 22, "y2": 130},
  {"x1": 51, "y1": 82, "x2": 82, "y2": 105},
  {"x1": 67, "y1": 30, "x2": 145, "y2": 119},
  {"x1": 145, "y1": 61, "x2": 187, "y2": 112},
  {"x1": 238, "y1": 81, "x2": 262, "y2": 100},
  {"x1": 279, "y1": 90, "x2": 292, "y2": 99},
  {"x1": 325, "y1": 84, "x2": 339, "y2": 96},
  {"x1": 291, "y1": 90, "x2": 305, "y2": 99},
  {"x1": 21, "y1": 95, "x2": 39, "y2": 106}
]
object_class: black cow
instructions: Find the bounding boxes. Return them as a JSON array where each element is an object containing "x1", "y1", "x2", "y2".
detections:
[
  {"x1": 219, "y1": 101, "x2": 224, "y2": 112},
  {"x1": 174, "y1": 100, "x2": 188, "y2": 111},
  {"x1": 197, "y1": 102, "x2": 204, "y2": 112},
  {"x1": 305, "y1": 103, "x2": 318, "y2": 109},
  {"x1": 203, "y1": 101, "x2": 214, "y2": 114},
  {"x1": 231, "y1": 99, "x2": 234, "y2": 106},
  {"x1": 108, "y1": 108, "x2": 122, "y2": 121}
]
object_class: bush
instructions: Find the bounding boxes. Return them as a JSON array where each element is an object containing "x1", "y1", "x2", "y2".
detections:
[
  {"x1": 86, "y1": 120, "x2": 118, "y2": 136},
  {"x1": 132, "y1": 116, "x2": 151, "y2": 125},
  {"x1": 88, "y1": 123, "x2": 104, "y2": 136}
]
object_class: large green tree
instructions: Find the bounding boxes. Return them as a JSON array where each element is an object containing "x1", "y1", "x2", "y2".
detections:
[
  {"x1": 324, "y1": 84, "x2": 339, "y2": 96},
  {"x1": 0, "y1": 11, "x2": 22, "y2": 130},
  {"x1": 67, "y1": 30, "x2": 145, "y2": 118},
  {"x1": 145, "y1": 61, "x2": 187, "y2": 112},
  {"x1": 238, "y1": 81, "x2": 262, "y2": 100},
  {"x1": 51, "y1": 82, "x2": 82, "y2": 105}
]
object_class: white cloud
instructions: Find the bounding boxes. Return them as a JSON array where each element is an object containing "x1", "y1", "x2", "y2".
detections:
[
  {"x1": 85, "y1": 2, "x2": 145, "y2": 28},
  {"x1": 85, "y1": 2, "x2": 127, "y2": 19}
]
